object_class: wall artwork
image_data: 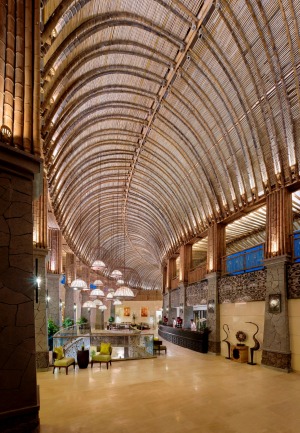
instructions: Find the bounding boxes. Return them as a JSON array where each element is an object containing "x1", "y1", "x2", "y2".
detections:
[
  {"x1": 141, "y1": 306, "x2": 148, "y2": 317},
  {"x1": 124, "y1": 306, "x2": 131, "y2": 317}
]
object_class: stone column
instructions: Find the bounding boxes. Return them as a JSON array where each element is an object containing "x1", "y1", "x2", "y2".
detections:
[
  {"x1": 33, "y1": 248, "x2": 49, "y2": 371},
  {"x1": 179, "y1": 245, "x2": 193, "y2": 328},
  {"x1": 262, "y1": 188, "x2": 292, "y2": 371},
  {"x1": 206, "y1": 222, "x2": 225, "y2": 354},
  {"x1": 0, "y1": 146, "x2": 41, "y2": 432},
  {"x1": 47, "y1": 274, "x2": 61, "y2": 326}
]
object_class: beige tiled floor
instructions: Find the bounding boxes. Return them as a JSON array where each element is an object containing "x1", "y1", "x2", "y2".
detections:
[{"x1": 38, "y1": 340, "x2": 300, "y2": 433}]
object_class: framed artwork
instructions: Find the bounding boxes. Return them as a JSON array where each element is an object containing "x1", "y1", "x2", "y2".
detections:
[
  {"x1": 141, "y1": 307, "x2": 148, "y2": 317},
  {"x1": 269, "y1": 294, "x2": 281, "y2": 314},
  {"x1": 124, "y1": 306, "x2": 131, "y2": 317}
]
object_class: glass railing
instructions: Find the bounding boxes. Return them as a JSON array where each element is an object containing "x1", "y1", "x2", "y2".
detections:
[
  {"x1": 52, "y1": 328, "x2": 155, "y2": 361},
  {"x1": 223, "y1": 244, "x2": 264, "y2": 275}
]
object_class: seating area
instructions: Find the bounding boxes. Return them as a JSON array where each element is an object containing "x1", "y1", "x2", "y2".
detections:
[
  {"x1": 91, "y1": 342, "x2": 112, "y2": 369},
  {"x1": 153, "y1": 338, "x2": 167, "y2": 354},
  {"x1": 52, "y1": 346, "x2": 75, "y2": 375}
]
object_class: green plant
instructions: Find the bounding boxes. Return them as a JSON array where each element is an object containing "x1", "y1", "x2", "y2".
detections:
[
  {"x1": 48, "y1": 319, "x2": 59, "y2": 336},
  {"x1": 108, "y1": 316, "x2": 115, "y2": 323},
  {"x1": 62, "y1": 317, "x2": 74, "y2": 328},
  {"x1": 77, "y1": 317, "x2": 88, "y2": 325}
]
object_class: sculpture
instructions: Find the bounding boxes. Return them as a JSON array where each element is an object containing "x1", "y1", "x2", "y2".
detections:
[
  {"x1": 222, "y1": 324, "x2": 231, "y2": 359},
  {"x1": 245, "y1": 321, "x2": 260, "y2": 365}
]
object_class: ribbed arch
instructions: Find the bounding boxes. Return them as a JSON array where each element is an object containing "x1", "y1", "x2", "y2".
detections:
[{"x1": 41, "y1": 0, "x2": 300, "y2": 290}]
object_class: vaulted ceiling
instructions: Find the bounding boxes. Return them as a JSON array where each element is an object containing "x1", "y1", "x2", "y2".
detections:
[{"x1": 41, "y1": 0, "x2": 300, "y2": 290}]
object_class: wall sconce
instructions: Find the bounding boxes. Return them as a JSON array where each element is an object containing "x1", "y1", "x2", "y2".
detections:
[
  {"x1": 59, "y1": 299, "x2": 63, "y2": 310},
  {"x1": 268, "y1": 294, "x2": 281, "y2": 314},
  {"x1": 208, "y1": 299, "x2": 215, "y2": 313},
  {"x1": 35, "y1": 258, "x2": 40, "y2": 303}
]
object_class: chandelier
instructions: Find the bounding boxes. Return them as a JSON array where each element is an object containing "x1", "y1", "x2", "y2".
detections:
[
  {"x1": 90, "y1": 288, "x2": 105, "y2": 297},
  {"x1": 110, "y1": 269, "x2": 122, "y2": 279},
  {"x1": 113, "y1": 298, "x2": 122, "y2": 305},
  {"x1": 93, "y1": 279, "x2": 104, "y2": 286},
  {"x1": 106, "y1": 292, "x2": 114, "y2": 300},
  {"x1": 91, "y1": 260, "x2": 106, "y2": 271},
  {"x1": 92, "y1": 299, "x2": 103, "y2": 306},
  {"x1": 82, "y1": 300, "x2": 96, "y2": 308},
  {"x1": 99, "y1": 304, "x2": 107, "y2": 311},
  {"x1": 114, "y1": 286, "x2": 134, "y2": 297},
  {"x1": 70, "y1": 278, "x2": 87, "y2": 290}
]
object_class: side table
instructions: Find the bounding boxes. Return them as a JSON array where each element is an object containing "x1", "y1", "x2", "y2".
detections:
[
  {"x1": 231, "y1": 345, "x2": 248, "y2": 363},
  {"x1": 77, "y1": 349, "x2": 89, "y2": 369}
]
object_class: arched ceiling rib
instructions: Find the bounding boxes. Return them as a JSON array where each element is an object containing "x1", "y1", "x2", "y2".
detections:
[{"x1": 42, "y1": 0, "x2": 300, "y2": 291}]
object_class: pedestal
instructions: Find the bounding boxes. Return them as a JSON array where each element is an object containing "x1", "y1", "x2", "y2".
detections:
[
  {"x1": 77, "y1": 350, "x2": 89, "y2": 369},
  {"x1": 231, "y1": 345, "x2": 248, "y2": 363}
]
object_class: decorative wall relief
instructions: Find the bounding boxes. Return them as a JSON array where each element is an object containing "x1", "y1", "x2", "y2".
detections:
[
  {"x1": 218, "y1": 269, "x2": 267, "y2": 303},
  {"x1": 246, "y1": 321, "x2": 260, "y2": 365},
  {"x1": 186, "y1": 280, "x2": 208, "y2": 306},
  {"x1": 170, "y1": 288, "x2": 180, "y2": 308},
  {"x1": 287, "y1": 263, "x2": 300, "y2": 298}
]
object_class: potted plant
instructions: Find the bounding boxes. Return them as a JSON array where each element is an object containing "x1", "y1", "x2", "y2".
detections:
[
  {"x1": 62, "y1": 317, "x2": 74, "y2": 328},
  {"x1": 77, "y1": 316, "x2": 88, "y2": 330},
  {"x1": 108, "y1": 316, "x2": 115, "y2": 324},
  {"x1": 48, "y1": 319, "x2": 59, "y2": 351}
]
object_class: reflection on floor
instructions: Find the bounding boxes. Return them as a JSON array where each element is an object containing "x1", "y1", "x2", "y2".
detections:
[{"x1": 38, "y1": 339, "x2": 300, "y2": 433}]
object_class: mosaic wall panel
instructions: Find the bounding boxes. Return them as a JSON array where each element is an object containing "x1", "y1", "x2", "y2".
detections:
[
  {"x1": 170, "y1": 288, "x2": 180, "y2": 307},
  {"x1": 186, "y1": 280, "x2": 208, "y2": 306},
  {"x1": 287, "y1": 263, "x2": 300, "y2": 298},
  {"x1": 218, "y1": 269, "x2": 267, "y2": 303}
]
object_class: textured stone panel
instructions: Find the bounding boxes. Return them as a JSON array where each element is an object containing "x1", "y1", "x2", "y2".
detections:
[
  {"x1": 261, "y1": 350, "x2": 291, "y2": 371},
  {"x1": 170, "y1": 288, "x2": 180, "y2": 307},
  {"x1": 218, "y1": 270, "x2": 267, "y2": 303},
  {"x1": 186, "y1": 280, "x2": 208, "y2": 306},
  {"x1": 287, "y1": 263, "x2": 300, "y2": 298}
]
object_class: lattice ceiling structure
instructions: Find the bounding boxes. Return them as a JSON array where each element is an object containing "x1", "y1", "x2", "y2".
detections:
[{"x1": 41, "y1": 0, "x2": 300, "y2": 291}]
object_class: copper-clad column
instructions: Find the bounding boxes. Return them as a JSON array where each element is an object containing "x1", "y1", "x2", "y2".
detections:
[
  {"x1": 262, "y1": 188, "x2": 292, "y2": 371},
  {"x1": 206, "y1": 222, "x2": 226, "y2": 354}
]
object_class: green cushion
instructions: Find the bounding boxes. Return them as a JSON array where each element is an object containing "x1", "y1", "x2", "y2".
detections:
[
  {"x1": 100, "y1": 342, "x2": 111, "y2": 355},
  {"x1": 54, "y1": 346, "x2": 64, "y2": 360},
  {"x1": 54, "y1": 357, "x2": 75, "y2": 367},
  {"x1": 92, "y1": 354, "x2": 111, "y2": 362}
]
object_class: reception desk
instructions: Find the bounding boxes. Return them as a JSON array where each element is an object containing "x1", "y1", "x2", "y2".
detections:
[{"x1": 158, "y1": 325, "x2": 209, "y2": 353}]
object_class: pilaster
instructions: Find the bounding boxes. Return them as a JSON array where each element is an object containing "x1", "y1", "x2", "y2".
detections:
[
  {"x1": 206, "y1": 272, "x2": 221, "y2": 354},
  {"x1": 262, "y1": 255, "x2": 291, "y2": 371},
  {"x1": 33, "y1": 247, "x2": 49, "y2": 371}
]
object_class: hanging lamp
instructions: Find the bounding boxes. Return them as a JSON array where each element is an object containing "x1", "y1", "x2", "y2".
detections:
[{"x1": 70, "y1": 278, "x2": 87, "y2": 290}]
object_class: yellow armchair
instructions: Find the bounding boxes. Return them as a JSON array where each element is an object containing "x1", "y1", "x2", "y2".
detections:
[
  {"x1": 91, "y1": 342, "x2": 112, "y2": 369},
  {"x1": 53, "y1": 346, "x2": 76, "y2": 375}
]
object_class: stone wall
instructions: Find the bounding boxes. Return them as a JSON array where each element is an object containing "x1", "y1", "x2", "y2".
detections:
[
  {"x1": 287, "y1": 262, "x2": 300, "y2": 298},
  {"x1": 186, "y1": 280, "x2": 208, "y2": 306},
  {"x1": 218, "y1": 269, "x2": 267, "y2": 303}
]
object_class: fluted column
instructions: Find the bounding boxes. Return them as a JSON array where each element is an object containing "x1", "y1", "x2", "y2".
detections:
[
  {"x1": 262, "y1": 188, "x2": 292, "y2": 371},
  {"x1": 206, "y1": 223, "x2": 225, "y2": 354}
]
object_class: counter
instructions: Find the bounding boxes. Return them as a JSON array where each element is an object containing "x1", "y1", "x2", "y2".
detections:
[{"x1": 158, "y1": 325, "x2": 209, "y2": 353}]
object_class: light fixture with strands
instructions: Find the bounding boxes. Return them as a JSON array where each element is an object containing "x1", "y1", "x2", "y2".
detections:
[
  {"x1": 106, "y1": 291, "x2": 114, "y2": 300},
  {"x1": 92, "y1": 299, "x2": 103, "y2": 306},
  {"x1": 110, "y1": 269, "x2": 122, "y2": 279},
  {"x1": 113, "y1": 298, "x2": 122, "y2": 305},
  {"x1": 114, "y1": 285, "x2": 135, "y2": 297},
  {"x1": 93, "y1": 279, "x2": 104, "y2": 287},
  {"x1": 91, "y1": 154, "x2": 106, "y2": 272},
  {"x1": 116, "y1": 278, "x2": 124, "y2": 286},
  {"x1": 90, "y1": 288, "x2": 105, "y2": 297},
  {"x1": 70, "y1": 278, "x2": 87, "y2": 290}
]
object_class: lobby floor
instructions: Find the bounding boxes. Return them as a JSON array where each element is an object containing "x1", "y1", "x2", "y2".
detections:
[{"x1": 38, "y1": 340, "x2": 300, "y2": 433}]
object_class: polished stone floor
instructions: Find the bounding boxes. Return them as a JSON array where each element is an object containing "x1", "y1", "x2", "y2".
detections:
[{"x1": 38, "y1": 340, "x2": 300, "y2": 433}]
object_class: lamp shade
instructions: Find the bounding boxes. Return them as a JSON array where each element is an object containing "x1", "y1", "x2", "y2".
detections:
[
  {"x1": 114, "y1": 286, "x2": 134, "y2": 297},
  {"x1": 113, "y1": 298, "x2": 122, "y2": 305},
  {"x1": 70, "y1": 279, "x2": 87, "y2": 290},
  {"x1": 106, "y1": 292, "x2": 114, "y2": 299},
  {"x1": 90, "y1": 288, "x2": 105, "y2": 297},
  {"x1": 82, "y1": 300, "x2": 96, "y2": 308},
  {"x1": 99, "y1": 304, "x2": 107, "y2": 310},
  {"x1": 116, "y1": 278, "x2": 124, "y2": 285},
  {"x1": 93, "y1": 279, "x2": 104, "y2": 287},
  {"x1": 110, "y1": 269, "x2": 122, "y2": 279},
  {"x1": 91, "y1": 260, "x2": 106, "y2": 271},
  {"x1": 92, "y1": 299, "x2": 103, "y2": 306}
]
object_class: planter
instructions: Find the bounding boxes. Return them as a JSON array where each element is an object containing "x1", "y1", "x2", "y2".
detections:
[{"x1": 77, "y1": 349, "x2": 89, "y2": 369}]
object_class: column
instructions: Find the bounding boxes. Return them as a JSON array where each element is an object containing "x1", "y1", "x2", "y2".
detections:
[
  {"x1": 179, "y1": 244, "x2": 193, "y2": 327},
  {"x1": 261, "y1": 188, "x2": 292, "y2": 371},
  {"x1": 206, "y1": 222, "x2": 225, "y2": 354},
  {"x1": 0, "y1": 147, "x2": 41, "y2": 431},
  {"x1": 33, "y1": 178, "x2": 49, "y2": 371}
]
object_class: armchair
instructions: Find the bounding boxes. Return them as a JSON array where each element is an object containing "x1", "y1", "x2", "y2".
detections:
[
  {"x1": 91, "y1": 342, "x2": 112, "y2": 369},
  {"x1": 53, "y1": 346, "x2": 76, "y2": 375}
]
